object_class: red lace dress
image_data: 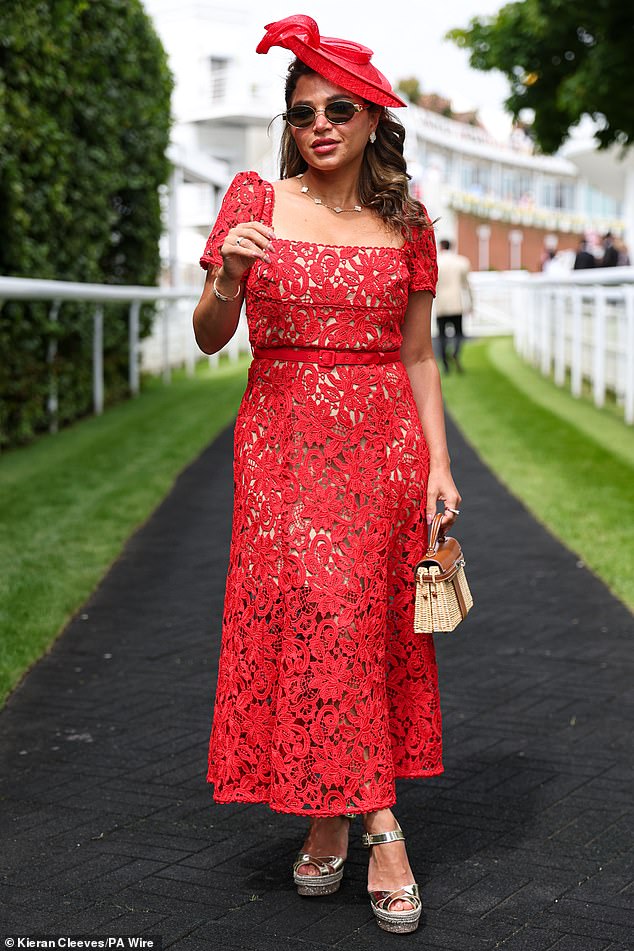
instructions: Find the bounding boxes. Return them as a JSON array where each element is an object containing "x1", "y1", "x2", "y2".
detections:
[{"x1": 200, "y1": 171, "x2": 442, "y2": 816}]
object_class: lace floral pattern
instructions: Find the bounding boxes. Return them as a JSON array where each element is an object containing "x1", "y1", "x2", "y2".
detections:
[{"x1": 202, "y1": 172, "x2": 442, "y2": 815}]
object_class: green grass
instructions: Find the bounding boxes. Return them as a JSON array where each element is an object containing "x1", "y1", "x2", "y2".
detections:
[
  {"x1": 441, "y1": 337, "x2": 634, "y2": 611},
  {"x1": 3, "y1": 338, "x2": 632, "y2": 708},
  {"x1": 0, "y1": 356, "x2": 249, "y2": 707}
]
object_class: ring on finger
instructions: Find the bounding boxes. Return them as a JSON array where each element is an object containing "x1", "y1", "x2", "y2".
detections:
[
  {"x1": 446, "y1": 507, "x2": 460, "y2": 515},
  {"x1": 235, "y1": 237, "x2": 243, "y2": 246}
]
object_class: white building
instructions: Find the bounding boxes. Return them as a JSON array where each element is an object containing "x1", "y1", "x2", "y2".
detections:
[
  {"x1": 144, "y1": 0, "x2": 625, "y2": 282},
  {"x1": 144, "y1": 0, "x2": 278, "y2": 284},
  {"x1": 403, "y1": 109, "x2": 624, "y2": 272}
]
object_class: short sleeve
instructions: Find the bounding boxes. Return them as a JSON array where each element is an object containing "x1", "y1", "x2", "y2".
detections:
[
  {"x1": 404, "y1": 211, "x2": 438, "y2": 296},
  {"x1": 199, "y1": 171, "x2": 267, "y2": 271}
]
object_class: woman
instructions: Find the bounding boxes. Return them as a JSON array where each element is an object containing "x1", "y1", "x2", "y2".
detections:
[{"x1": 193, "y1": 14, "x2": 461, "y2": 935}]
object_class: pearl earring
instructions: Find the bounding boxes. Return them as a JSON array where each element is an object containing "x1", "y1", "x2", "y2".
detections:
[{"x1": 369, "y1": 131, "x2": 377, "y2": 144}]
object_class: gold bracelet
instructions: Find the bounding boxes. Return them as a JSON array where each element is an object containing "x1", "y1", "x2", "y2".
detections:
[{"x1": 213, "y1": 277, "x2": 241, "y2": 302}]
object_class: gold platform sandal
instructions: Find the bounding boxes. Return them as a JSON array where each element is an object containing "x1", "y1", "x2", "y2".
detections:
[
  {"x1": 362, "y1": 821, "x2": 422, "y2": 933},
  {"x1": 293, "y1": 814, "x2": 355, "y2": 897}
]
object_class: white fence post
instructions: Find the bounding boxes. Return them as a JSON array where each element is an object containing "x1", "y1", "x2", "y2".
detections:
[
  {"x1": 554, "y1": 290, "x2": 566, "y2": 387},
  {"x1": 528, "y1": 284, "x2": 538, "y2": 365},
  {"x1": 47, "y1": 300, "x2": 61, "y2": 433},
  {"x1": 593, "y1": 288, "x2": 606, "y2": 409},
  {"x1": 227, "y1": 329, "x2": 240, "y2": 362},
  {"x1": 540, "y1": 287, "x2": 552, "y2": 376},
  {"x1": 185, "y1": 299, "x2": 196, "y2": 377},
  {"x1": 625, "y1": 287, "x2": 634, "y2": 425},
  {"x1": 161, "y1": 302, "x2": 171, "y2": 384},
  {"x1": 129, "y1": 300, "x2": 140, "y2": 396},
  {"x1": 512, "y1": 282, "x2": 524, "y2": 353},
  {"x1": 571, "y1": 289, "x2": 583, "y2": 399},
  {"x1": 93, "y1": 305, "x2": 104, "y2": 416}
]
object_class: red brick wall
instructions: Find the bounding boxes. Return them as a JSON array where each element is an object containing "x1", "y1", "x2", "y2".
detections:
[{"x1": 456, "y1": 212, "x2": 583, "y2": 272}]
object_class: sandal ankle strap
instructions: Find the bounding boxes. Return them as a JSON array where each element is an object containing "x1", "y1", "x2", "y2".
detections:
[{"x1": 362, "y1": 824, "x2": 405, "y2": 848}]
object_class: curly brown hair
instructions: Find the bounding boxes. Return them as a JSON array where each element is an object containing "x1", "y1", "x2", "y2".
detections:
[{"x1": 278, "y1": 58, "x2": 431, "y2": 237}]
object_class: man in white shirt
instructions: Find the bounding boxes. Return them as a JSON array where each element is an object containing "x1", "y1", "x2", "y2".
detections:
[{"x1": 435, "y1": 239, "x2": 473, "y2": 373}]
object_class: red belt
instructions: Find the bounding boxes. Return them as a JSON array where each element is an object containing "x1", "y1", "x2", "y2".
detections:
[{"x1": 252, "y1": 346, "x2": 400, "y2": 367}]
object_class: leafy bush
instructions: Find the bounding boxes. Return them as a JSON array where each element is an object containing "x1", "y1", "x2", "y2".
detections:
[{"x1": 0, "y1": 0, "x2": 173, "y2": 447}]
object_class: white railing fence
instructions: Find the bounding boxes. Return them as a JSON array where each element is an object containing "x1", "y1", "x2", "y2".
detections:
[
  {"x1": 441, "y1": 268, "x2": 634, "y2": 424},
  {"x1": 465, "y1": 270, "x2": 523, "y2": 337},
  {"x1": 0, "y1": 276, "x2": 251, "y2": 434},
  {"x1": 4, "y1": 267, "x2": 633, "y2": 436},
  {"x1": 511, "y1": 267, "x2": 634, "y2": 424},
  {"x1": 139, "y1": 295, "x2": 250, "y2": 374}
]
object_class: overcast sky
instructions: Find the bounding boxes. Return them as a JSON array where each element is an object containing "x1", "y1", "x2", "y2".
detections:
[{"x1": 243, "y1": 1, "x2": 513, "y2": 136}]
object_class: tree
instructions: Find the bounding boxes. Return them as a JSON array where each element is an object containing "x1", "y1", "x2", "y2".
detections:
[
  {"x1": 0, "y1": 0, "x2": 173, "y2": 447},
  {"x1": 396, "y1": 77, "x2": 422, "y2": 105},
  {"x1": 448, "y1": 0, "x2": 634, "y2": 154}
]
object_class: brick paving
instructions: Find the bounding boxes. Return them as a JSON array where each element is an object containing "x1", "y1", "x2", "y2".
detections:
[{"x1": 1, "y1": 416, "x2": 632, "y2": 950}]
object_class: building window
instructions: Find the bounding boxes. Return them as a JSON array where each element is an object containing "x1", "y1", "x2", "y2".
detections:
[
  {"x1": 519, "y1": 172, "x2": 534, "y2": 205},
  {"x1": 555, "y1": 182, "x2": 574, "y2": 211},
  {"x1": 542, "y1": 179, "x2": 553, "y2": 208},
  {"x1": 501, "y1": 170, "x2": 518, "y2": 201},
  {"x1": 541, "y1": 179, "x2": 574, "y2": 211},
  {"x1": 210, "y1": 57, "x2": 228, "y2": 102}
]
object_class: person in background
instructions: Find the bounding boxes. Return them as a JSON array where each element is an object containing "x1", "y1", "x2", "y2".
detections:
[
  {"x1": 540, "y1": 236, "x2": 558, "y2": 271},
  {"x1": 601, "y1": 232, "x2": 619, "y2": 267},
  {"x1": 573, "y1": 238, "x2": 595, "y2": 270},
  {"x1": 615, "y1": 237, "x2": 630, "y2": 266},
  {"x1": 435, "y1": 238, "x2": 472, "y2": 373}
]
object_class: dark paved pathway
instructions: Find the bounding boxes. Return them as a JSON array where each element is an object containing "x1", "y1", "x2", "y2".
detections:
[{"x1": 1, "y1": 417, "x2": 632, "y2": 951}]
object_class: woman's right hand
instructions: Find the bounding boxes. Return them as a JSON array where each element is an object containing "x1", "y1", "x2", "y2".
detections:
[
  {"x1": 219, "y1": 221, "x2": 275, "y2": 283},
  {"x1": 194, "y1": 220, "x2": 275, "y2": 353}
]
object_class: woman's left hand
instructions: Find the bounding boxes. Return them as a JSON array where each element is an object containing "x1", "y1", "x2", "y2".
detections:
[{"x1": 426, "y1": 465, "x2": 462, "y2": 532}]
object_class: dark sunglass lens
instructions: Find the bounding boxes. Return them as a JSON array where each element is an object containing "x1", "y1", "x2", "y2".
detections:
[
  {"x1": 327, "y1": 101, "x2": 357, "y2": 123},
  {"x1": 286, "y1": 106, "x2": 315, "y2": 127}
]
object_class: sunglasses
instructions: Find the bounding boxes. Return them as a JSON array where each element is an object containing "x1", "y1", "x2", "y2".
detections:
[{"x1": 282, "y1": 100, "x2": 368, "y2": 129}]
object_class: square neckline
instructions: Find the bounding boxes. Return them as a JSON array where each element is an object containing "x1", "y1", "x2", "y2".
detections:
[{"x1": 262, "y1": 178, "x2": 409, "y2": 255}]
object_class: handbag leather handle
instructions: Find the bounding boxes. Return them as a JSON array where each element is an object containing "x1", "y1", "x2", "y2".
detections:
[{"x1": 425, "y1": 512, "x2": 445, "y2": 556}]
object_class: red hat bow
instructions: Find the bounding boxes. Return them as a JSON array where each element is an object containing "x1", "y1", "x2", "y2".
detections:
[
  {"x1": 256, "y1": 14, "x2": 320, "y2": 54},
  {"x1": 256, "y1": 14, "x2": 406, "y2": 109}
]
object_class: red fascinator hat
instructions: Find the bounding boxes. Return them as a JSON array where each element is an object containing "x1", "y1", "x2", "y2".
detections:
[{"x1": 256, "y1": 14, "x2": 407, "y2": 109}]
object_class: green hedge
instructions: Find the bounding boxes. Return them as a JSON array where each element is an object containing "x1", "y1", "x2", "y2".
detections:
[{"x1": 0, "y1": 0, "x2": 173, "y2": 447}]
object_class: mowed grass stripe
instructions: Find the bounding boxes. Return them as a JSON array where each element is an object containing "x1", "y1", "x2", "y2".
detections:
[
  {"x1": 0, "y1": 356, "x2": 249, "y2": 705},
  {"x1": 441, "y1": 338, "x2": 634, "y2": 610},
  {"x1": 487, "y1": 337, "x2": 634, "y2": 468}
]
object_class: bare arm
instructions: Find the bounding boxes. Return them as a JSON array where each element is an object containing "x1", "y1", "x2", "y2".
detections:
[
  {"x1": 193, "y1": 267, "x2": 244, "y2": 355},
  {"x1": 400, "y1": 289, "x2": 462, "y2": 531},
  {"x1": 193, "y1": 221, "x2": 274, "y2": 355}
]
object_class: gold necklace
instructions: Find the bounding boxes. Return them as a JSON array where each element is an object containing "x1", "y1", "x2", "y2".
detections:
[{"x1": 297, "y1": 173, "x2": 363, "y2": 214}]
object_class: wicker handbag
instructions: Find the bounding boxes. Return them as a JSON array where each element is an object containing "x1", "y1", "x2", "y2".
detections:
[{"x1": 414, "y1": 513, "x2": 473, "y2": 633}]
